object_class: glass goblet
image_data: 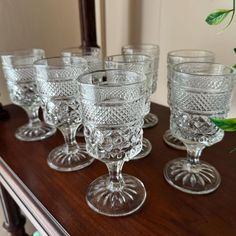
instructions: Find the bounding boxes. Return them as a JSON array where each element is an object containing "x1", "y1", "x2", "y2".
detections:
[
  {"x1": 164, "y1": 62, "x2": 235, "y2": 194},
  {"x1": 122, "y1": 44, "x2": 160, "y2": 128},
  {"x1": 61, "y1": 46, "x2": 103, "y2": 137},
  {"x1": 61, "y1": 46, "x2": 103, "y2": 72},
  {"x1": 34, "y1": 56, "x2": 94, "y2": 172},
  {"x1": 163, "y1": 49, "x2": 215, "y2": 150},
  {"x1": 79, "y1": 70, "x2": 147, "y2": 216},
  {"x1": 1, "y1": 49, "x2": 56, "y2": 141},
  {"x1": 105, "y1": 54, "x2": 153, "y2": 160}
]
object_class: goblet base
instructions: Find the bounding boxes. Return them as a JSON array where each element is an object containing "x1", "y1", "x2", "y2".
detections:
[
  {"x1": 143, "y1": 113, "x2": 158, "y2": 128},
  {"x1": 86, "y1": 174, "x2": 146, "y2": 217},
  {"x1": 15, "y1": 122, "x2": 56, "y2": 142},
  {"x1": 132, "y1": 138, "x2": 152, "y2": 160},
  {"x1": 48, "y1": 144, "x2": 94, "y2": 172},
  {"x1": 76, "y1": 125, "x2": 84, "y2": 137},
  {"x1": 164, "y1": 158, "x2": 221, "y2": 195},
  {"x1": 163, "y1": 130, "x2": 186, "y2": 150}
]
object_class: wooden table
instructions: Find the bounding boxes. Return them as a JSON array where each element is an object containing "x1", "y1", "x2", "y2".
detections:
[{"x1": 0, "y1": 103, "x2": 236, "y2": 236}]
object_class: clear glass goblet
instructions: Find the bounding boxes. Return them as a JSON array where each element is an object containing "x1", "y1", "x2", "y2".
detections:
[
  {"x1": 34, "y1": 56, "x2": 94, "y2": 172},
  {"x1": 163, "y1": 49, "x2": 215, "y2": 150},
  {"x1": 105, "y1": 54, "x2": 153, "y2": 160},
  {"x1": 61, "y1": 46, "x2": 103, "y2": 137},
  {"x1": 122, "y1": 44, "x2": 160, "y2": 128},
  {"x1": 164, "y1": 62, "x2": 235, "y2": 194},
  {"x1": 78, "y1": 70, "x2": 147, "y2": 216},
  {"x1": 1, "y1": 49, "x2": 56, "y2": 141},
  {"x1": 62, "y1": 46, "x2": 103, "y2": 72}
]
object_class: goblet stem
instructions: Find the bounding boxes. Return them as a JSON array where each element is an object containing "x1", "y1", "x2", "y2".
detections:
[
  {"x1": 106, "y1": 161, "x2": 125, "y2": 191},
  {"x1": 185, "y1": 143, "x2": 205, "y2": 165},
  {"x1": 60, "y1": 125, "x2": 79, "y2": 153},
  {"x1": 87, "y1": 159, "x2": 146, "y2": 216},
  {"x1": 24, "y1": 107, "x2": 41, "y2": 126},
  {"x1": 15, "y1": 106, "x2": 56, "y2": 141}
]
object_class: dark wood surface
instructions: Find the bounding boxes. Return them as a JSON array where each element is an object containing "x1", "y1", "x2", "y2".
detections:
[
  {"x1": 0, "y1": 103, "x2": 9, "y2": 120},
  {"x1": 0, "y1": 103, "x2": 236, "y2": 236}
]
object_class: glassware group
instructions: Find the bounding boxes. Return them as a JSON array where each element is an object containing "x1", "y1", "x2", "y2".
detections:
[
  {"x1": 122, "y1": 44, "x2": 160, "y2": 128},
  {"x1": 61, "y1": 46, "x2": 103, "y2": 137},
  {"x1": 0, "y1": 45, "x2": 235, "y2": 217},
  {"x1": 104, "y1": 54, "x2": 153, "y2": 159}
]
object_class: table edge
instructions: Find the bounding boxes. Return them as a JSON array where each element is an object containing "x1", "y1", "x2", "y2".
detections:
[{"x1": 0, "y1": 157, "x2": 69, "y2": 236}]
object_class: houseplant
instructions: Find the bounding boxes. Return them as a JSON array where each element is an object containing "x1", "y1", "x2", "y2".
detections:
[{"x1": 206, "y1": 1, "x2": 236, "y2": 152}]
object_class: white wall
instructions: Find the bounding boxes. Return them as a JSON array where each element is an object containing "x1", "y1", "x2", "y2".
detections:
[
  {"x1": 105, "y1": 0, "x2": 161, "y2": 54},
  {"x1": 105, "y1": 0, "x2": 130, "y2": 55},
  {"x1": 104, "y1": 0, "x2": 236, "y2": 116},
  {"x1": 0, "y1": 0, "x2": 81, "y2": 105}
]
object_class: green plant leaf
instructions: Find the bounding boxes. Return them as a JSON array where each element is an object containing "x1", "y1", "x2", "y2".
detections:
[
  {"x1": 234, "y1": 48, "x2": 236, "y2": 54},
  {"x1": 232, "y1": 64, "x2": 236, "y2": 68},
  {"x1": 210, "y1": 118, "x2": 236, "y2": 131},
  {"x1": 205, "y1": 9, "x2": 232, "y2": 25}
]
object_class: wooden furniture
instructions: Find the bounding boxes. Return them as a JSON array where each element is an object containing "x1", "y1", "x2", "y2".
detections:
[
  {"x1": 0, "y1": 103, "x2": 9, "y2": 120},
  {"x1": 78, "y1": 0, "x2": 99, "y2": 48},
  {"x1": 0, "y1": 103, "x2": 236, "y2": 235}
]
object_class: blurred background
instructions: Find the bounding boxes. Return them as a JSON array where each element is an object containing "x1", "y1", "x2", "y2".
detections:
[{"x1": 0, "y1": 0, "x2": 235, "y2": 115}]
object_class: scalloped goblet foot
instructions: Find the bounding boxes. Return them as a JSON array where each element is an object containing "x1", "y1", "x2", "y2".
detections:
[
  {"x1": 86, "y1": 174, "x2": 146, "y2": 217},
  {"x1": 143, "y1": 113, "x2": 158, "y2": 128},
  {"x1": 164, "y1": 158, "x2": 221, "y2": 194},
  {"x1": 48, "y1": 144, "x2": 94, "y2": 172},
  {"x1": 163, "y1": 130, "x2": 186, "y2": 150},
  {"x1": 15, "y1": 122, "x2": 56, "y2": 141},
  {"x1": 132, "y1": 138, "x2": 152, "y2": 160}
]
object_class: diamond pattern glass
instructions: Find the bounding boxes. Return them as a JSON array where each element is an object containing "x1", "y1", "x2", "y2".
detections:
[
  {"x1": 163, "y1": 49, "x2": 215, "y2": 150},
  {"x1": 164, "y1": 62, "x2": 235, "y2": 194},
  {"x1": 104, "y1": 54, "x2": 153, "y2": 160},
  {"x1": 34, "y1": 56, "x2": 94, "y2": 172},
  {"x1": 61, "y1": 46, "x2": 103, "y2": 137},
  {"x1": 122, "y1": 44, "x2": 160, "y2": 128},
  {"x1": 78, "y1": 70, "x2": 147, "y2": 216},
  {"x1": 1, "y1": 49, "x2": 56, "y2": 141}
]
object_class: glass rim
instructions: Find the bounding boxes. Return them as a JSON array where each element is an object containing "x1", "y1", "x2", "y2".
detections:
[
  {"x1": 105, "y1": 54, "x2": 153, "y2": 64},
  {"x1": 62, "y1": 46, "x2": 100, "y2": 52},
  {"x1": 34, "y1": 56, "x2": 88, "y2": 68},
  {"x1": 122, "y1": 44, "x2": 160, "y2": 51},
  {"x1": 1, "y1": 48, "x2": 45, "y2": 68},
  {"x1": 173, "y1": 62, "x2": 236, "y2": 77},
  {"x1": 61, "y1": 46, "x2": 101, "y2": 56},
  {"x1": 1, "y1": 48, "x2": 45, "y2": 57},
  {"x1": 168, "y1": 49, "x2": 214, "y2": 59},
  {"x1": 78, "y1": 69, "x2": 146, "y2": 88}
]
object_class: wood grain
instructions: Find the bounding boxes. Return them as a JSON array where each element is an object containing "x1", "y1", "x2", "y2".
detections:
[{"x1": 0, "y1": 103, "x2": 236, "y2": 236}]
